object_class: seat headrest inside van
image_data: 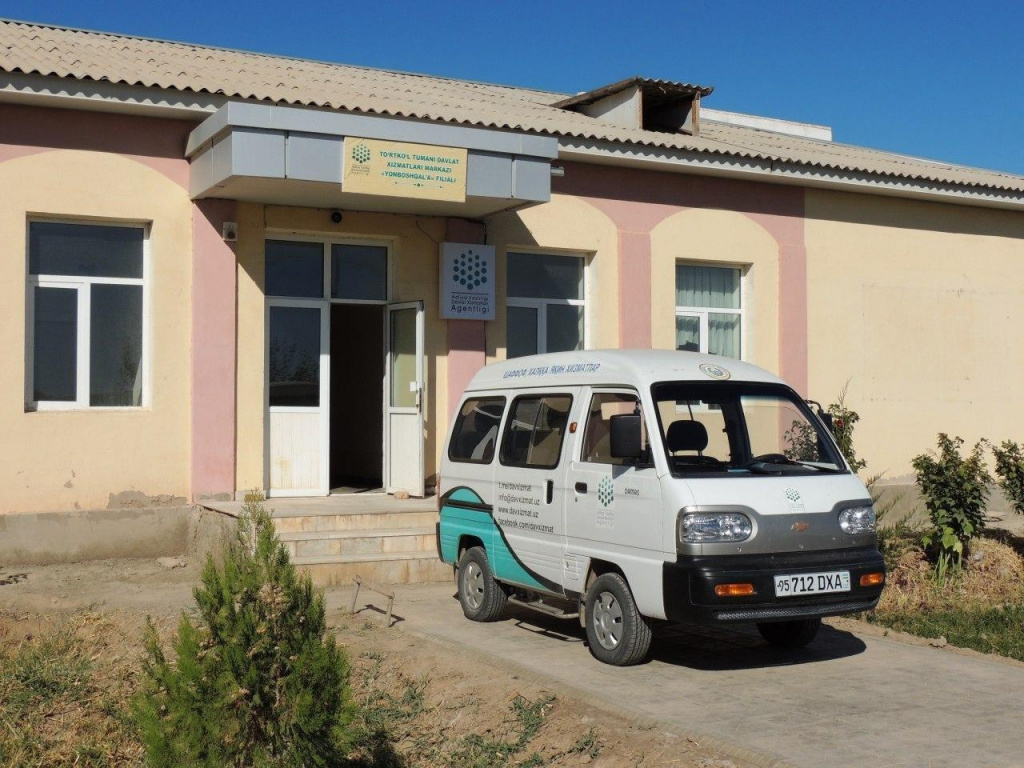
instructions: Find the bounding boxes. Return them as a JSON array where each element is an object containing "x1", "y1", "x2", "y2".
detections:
[{"x1": 667, "y1": 420, "x2": 709, "y2": 453}]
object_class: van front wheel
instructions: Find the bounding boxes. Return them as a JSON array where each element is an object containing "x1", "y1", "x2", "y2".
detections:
[
  {"x1": 457, "y1": 546, "x2": 507, "y2": 622},
  {"x1": 584, "y1": 572, "x2": 652, "y2": 666},
  {"x1": 757, "y1": 618, "x2": 821, "y2": 648}
]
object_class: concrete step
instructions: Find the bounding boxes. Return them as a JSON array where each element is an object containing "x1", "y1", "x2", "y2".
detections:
[
  {"x1": 273, "y1": 510, "x2": 438, "y2": 534},
  {"x1": 281, "y1": 528, "x2": 436, "y2": 559},
  {"x1": 295, "y1": 552, "x2": 453, "y2": 586}
]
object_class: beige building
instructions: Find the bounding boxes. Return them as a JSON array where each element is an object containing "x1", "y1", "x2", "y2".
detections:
[{"x1": 1, "y1": 20, "x2": 1022, "y2": 567}]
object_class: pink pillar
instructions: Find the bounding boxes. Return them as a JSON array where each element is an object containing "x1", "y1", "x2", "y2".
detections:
[
  {"x1": 445, "y1": 219, "x2": 487, "y2": 420},
  {"x1": 778, "y1": 243, "x2": 809, "y2": 395},
  {"x1": 191, "y1": 200, "x2": 238, "y2": 501},
  {"x1": 618, "y1": 231, "x2": 653, "y2": 348}
]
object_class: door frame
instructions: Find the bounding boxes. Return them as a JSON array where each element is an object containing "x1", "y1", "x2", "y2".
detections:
[
  {"x1": 384, "y1": 300, "x2": 425, "y2": 496},
  {"x1": 263, "y1": 233, "x2": 393, "y2": 497}
]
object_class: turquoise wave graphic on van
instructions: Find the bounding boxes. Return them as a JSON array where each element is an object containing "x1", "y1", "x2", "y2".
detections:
[{"x1": 439, "y1": 486, "x2": 547, "y2": 591}]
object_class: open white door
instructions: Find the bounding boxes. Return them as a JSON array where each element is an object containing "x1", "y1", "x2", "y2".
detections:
[
  {"x1": 386, "y1": 301, "x2": 424, "y2": 496},
  {"x1": 267, "y1": 301, "x2": 330, "y2": 497}
]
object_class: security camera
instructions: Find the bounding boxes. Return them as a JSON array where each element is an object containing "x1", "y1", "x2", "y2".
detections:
[{"x1": 330, "y1": 210, "x2": 343, "y2": 224}]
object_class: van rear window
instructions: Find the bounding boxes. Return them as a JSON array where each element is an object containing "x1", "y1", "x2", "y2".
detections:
[
  {"x1": 448, "y1": 397, "x2": 506, "y2": 464},
  {"x1": 499, "y1": 395, "x2": 573, "y2": 469}
]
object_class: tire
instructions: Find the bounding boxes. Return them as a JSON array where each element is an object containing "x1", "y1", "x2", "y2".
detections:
[
  {"x1": 456, "y1": 546, "x2": 507, "y2": 622},
  {"x1": 584, "y1": 572, "x2": 653, "y2": 666},
  {"x1": 757, "y1": 618, "x2": 822, "y2": 648}
]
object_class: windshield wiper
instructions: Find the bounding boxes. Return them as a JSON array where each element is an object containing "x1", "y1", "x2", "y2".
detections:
[{"x1": 739, "y1": 455, "x2": 839, "y2": 474}]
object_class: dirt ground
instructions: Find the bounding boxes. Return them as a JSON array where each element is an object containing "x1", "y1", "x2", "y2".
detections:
[{"x1": 0, "y1": 558, "x2": 753, "y2": 768}]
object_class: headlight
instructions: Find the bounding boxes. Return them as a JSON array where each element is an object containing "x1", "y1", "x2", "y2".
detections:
[
  {"x1": 679, "y1": 512, "x2": 752, "y2": 543},
  {"x1": 839, "y1": 505, "x2": 876, "y2": 534}
]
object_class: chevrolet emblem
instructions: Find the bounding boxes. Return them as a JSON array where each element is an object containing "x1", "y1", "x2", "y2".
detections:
[{"x1": 791, "y1": 522, "x2": 810, "y2": 532}]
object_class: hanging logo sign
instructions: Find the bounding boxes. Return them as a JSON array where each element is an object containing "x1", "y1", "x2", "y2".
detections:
[
  {"x1": 343, "y1": 138, "x2": 467, "y2": 202},
  {"x1": 440, "y1": 242, "x2": 495, "y2": 320}
]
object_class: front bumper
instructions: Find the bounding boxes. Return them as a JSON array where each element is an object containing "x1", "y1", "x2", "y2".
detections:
[{"x1": 662, "y1": 546, "x2": 885, "y2": 624}]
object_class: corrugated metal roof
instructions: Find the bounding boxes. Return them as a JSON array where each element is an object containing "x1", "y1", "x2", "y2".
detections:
[{"x1": 2, "y1": 19, "x2": 1023, "y2": 194}]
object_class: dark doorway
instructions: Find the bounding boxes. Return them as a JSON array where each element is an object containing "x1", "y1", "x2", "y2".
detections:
[{"x1": 330, "y1": 304, "x2": 385, "y2": 492}]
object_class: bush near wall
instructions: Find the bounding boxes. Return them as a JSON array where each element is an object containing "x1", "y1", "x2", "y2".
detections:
[{"x1": 993, "y1": 440, "x2": 1024, "y2": 516}]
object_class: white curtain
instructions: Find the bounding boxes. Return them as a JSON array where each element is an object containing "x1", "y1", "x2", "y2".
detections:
[{"x1": 676, "y1": 265, "x2": 740, "y2": 309}]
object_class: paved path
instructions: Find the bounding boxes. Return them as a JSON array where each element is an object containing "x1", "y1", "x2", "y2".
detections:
[{"x1": 340, "y1": 583, "x2": 1024, "y2": 768}]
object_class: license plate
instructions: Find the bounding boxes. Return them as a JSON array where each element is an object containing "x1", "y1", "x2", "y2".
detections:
[{"x1": 774, "y1": 571, "x2": 850, "y2": 598}]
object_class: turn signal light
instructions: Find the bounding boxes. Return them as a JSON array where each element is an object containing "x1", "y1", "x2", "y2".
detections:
[
  {"x1": 860, "y1": 572, "x2": 885, "y2": 587},
  {"x1": 715, "y1": 583, "x2": 755, "y2": 597}
]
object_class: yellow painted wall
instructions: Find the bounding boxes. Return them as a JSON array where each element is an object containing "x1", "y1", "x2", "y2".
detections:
[
  {"x1": 806, "y1": 189, "x2": 1024, "y2": 479},
  {"x1": 650, "y1": 208, "x2": 781, "y2": 374},
  {"x1": 234, "y1": 206, "x2": 449, "y2": 492},
  {"x1": 0, "y1": 150, "x2": 193, "y2": 513},
  {"x1": 487, "y1": 194, "x2": 620, "y2": 360}
]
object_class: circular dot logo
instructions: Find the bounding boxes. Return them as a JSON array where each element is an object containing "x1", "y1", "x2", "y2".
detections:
[
  {"x1": 351, "y1": 143, "x2": 371, "y2": 164},
  {"x1": 597, "y1": 476, "x2": 614, "y2": 508}
]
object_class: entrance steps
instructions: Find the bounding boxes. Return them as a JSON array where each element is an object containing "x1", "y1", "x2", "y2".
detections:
[{"x1": 198, "y1": 495, "x2": 452, "y2": 586}]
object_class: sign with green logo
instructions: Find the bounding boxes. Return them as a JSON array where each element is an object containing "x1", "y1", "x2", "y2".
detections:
[{"x1": 343, "y1": 138, "x2": 467, "y2": 202}]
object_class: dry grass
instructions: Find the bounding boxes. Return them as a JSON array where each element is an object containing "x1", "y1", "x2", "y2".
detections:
[
  {"x1": 0, "y1": 610, "x2": 146, "y2": 768},
  {"x1": 876, "y1": 535, "x2": 1024, "y2": 615}
]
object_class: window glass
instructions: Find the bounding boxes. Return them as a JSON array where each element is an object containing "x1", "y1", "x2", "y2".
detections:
[
  {"x1": 507, "y1": 252, "x2": 583, "y2": 300},
  {"x1": 29, "y1": 222, "x2": 143, "y2": 279},
  {"x1": 266, "y1": 240, "x2": 324, "y2": 298},
  {"x1": 90, "y1": 284, "x2": 143, "y2": 406},
  {"x1": 583, "y1": 393, "x2": 648, "y2": 465},
  {"x1": 546, "y1": 303, "x2": 584, "y2": 353},
  {"x1": 268, "y1": 306, "x2": 321, "y2": 407},
  {"x1": 33, "y1": 287, "x2": 77, "y2": 402},
  {"x1": 331, "y1": 244, "x2": 387, "y2": 301},
  {"x1": 709, "y1": 313, "x2": 740, "y2": 357},
  {"x1": 675, "y1": 315, "x2": 700, "y2": 352},
  {"x1": 507, "y1": 305, "x2": 538, "y2": 358},
  {"x1": 500, "y1": 395, "x2": 572, "y2": 469},
  {"x1": 389, "y1": 306, "x2": 417, "y2": 407},
  {"x1": 449, "y1": 397, "x2": 506, "y2": 463},
  {"x1": 675, "y1": 265, "x2": 740, "y2": 309},
  {"x1": 652, "y1": 382, "x2": 843, "y2": 475}
]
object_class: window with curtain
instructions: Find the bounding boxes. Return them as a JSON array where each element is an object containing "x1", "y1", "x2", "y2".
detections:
[
  {"x1": 27, "y1": 221, "x2": 146, "y2": 409},
  {"x1": 675, "y1": 264, "x2": 743, "y2": 359},
  {"x1": 506, "y1": 252, "x2": 585, "y2": 358}
]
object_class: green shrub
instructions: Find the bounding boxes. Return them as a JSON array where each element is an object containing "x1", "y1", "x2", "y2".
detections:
[
  {"x1": 867, "y1": 473, "x2": 915, "y2": 572},
  {"x1": 133, "y1": 493, "x2": 354, "y2": 768},
  {"x1": 992, "y1": 440, "x2": 1024, "y2": 516},
  {"x1": 827, "y1": 384, "x2": 867, "y2": 473},
  {"x1": 912, "y1": 434, "x2": 990, "y2": 579}
]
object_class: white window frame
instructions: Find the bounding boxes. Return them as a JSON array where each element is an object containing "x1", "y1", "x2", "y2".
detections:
[
  {"x1": 674, "y1": 262, "x2": 745, "y2": 359},
  {"x1": 506, "y1": 250, "x2": 588, "y2": 356},
  {"x1": 25, "y1": 218, "x2": 150, "y2": 411}
]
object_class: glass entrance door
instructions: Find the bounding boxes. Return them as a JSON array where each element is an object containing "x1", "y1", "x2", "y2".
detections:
[
  {"x1": 385, "y1": 301, "x2": 424, "y2": 496},
  {"x1": 267, "y1": 301, "x2": 329, "y2": 496}
]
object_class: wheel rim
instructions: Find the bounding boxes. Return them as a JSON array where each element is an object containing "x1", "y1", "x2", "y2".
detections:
[
  {"x1": 592, "y1": 590, "x2": 623, "y2": 650},
  {"x1": 462, "y1": 561, "x2": 484, "y2": 610}
]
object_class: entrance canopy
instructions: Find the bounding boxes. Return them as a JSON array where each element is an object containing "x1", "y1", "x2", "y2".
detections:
[{"x1": 186, "y1": 102, "x2": 559, "y2": 217}]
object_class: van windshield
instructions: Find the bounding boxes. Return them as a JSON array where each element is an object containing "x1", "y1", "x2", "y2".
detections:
[{"x1": 651, "y1": 381, "x2": 845, "y2": 476}]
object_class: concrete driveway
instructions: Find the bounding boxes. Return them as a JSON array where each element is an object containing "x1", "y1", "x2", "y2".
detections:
[{"x1": 356, "y1": 583, "x2": 1024, "y2": 768}]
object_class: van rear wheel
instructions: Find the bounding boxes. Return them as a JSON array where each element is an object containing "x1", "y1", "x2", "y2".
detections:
[
  {"x1": 457, "y1": 546, "x2": 507, "y2": 622},
  {"x1": 584, "y1": 572, "x2": 652, "y2": 666},
  {"x1": 757, "y1": 618, "x2": 821, "y2": 648}
]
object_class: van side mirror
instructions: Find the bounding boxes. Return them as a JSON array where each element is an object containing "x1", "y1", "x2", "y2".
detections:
[{"x1": 610, "y1": 413, "x2": 644, "y2": 460}]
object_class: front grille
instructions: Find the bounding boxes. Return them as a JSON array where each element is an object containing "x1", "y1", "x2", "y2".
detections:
[{"x1": 715, "y1": 598, "x2": 878, "y2": 622}]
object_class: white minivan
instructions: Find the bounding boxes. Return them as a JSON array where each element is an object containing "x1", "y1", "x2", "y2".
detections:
[{"x1": 437, "y1": 350, "x2": 885, "y2": 666}]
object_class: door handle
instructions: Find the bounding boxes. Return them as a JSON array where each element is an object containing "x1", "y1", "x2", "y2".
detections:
[
  {"x1": 575, "y1": 482, "x2": 588, "y2": 494},
  {"x1": 546, "y1": 479, "x2": 554, "y2": 504}
]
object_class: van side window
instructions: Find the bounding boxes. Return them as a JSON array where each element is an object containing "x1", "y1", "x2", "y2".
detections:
[
  {"x1": 499, "y1": 394, "x2": 573, "y2": 469},
  {"x1": 582, "y1": 393, "x2": 648, "y2": 465},
  {"x1": 448, "y1": 397, "x2": 506, "y2": 464}
]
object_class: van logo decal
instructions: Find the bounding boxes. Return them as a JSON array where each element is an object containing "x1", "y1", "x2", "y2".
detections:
[
  {"x1": 784, "y1": 486, "x2": 806, "y2": 514},
  {"x1": 597, "y1": 476, "x2": 614, "y2": 508},
  {"x1": 699, "y1": 363, "x2": 731, "y2": 380}
]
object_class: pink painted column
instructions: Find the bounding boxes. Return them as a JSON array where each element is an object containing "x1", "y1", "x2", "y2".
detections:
[
  {"x1": 445, "y1": 219, "x2": 488, "y2": 421},
  {"x1": 778, "y1": 243, "x2": 809, "y2": 395},
  {"x1": 618, "y1": 231, "x2": 653, "y2": 348},
  {"x1": 191, "y1": 200, "x2": 238, "y2": 501}
]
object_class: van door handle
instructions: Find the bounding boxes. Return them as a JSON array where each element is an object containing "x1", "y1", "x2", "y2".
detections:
[
  {"x1": 546, "y1": 479, "x2": 554, "y2": 504},
  {"x1": 575, "y1": 482, "x2": 588, "y2": 494}
]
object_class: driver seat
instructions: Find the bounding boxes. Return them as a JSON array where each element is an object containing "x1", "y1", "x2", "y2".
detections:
[{"x1": 666, "y1": 420, "x2": 709, "y2": 456}]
